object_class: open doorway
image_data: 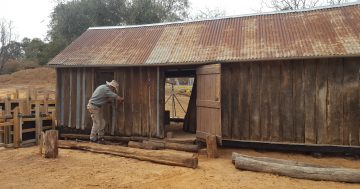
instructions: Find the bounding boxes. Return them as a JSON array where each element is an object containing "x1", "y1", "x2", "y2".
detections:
[{"x1": 164, "y1": 68, "x2": 196, "y2": 141}]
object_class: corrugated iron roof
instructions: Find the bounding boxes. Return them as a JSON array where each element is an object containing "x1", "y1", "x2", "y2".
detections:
[{"x1": 49, "y1": 3, "x2": 360, "y2": 67}]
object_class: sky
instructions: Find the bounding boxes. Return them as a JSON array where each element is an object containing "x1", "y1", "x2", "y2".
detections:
[
  {"x1": 0, "y1": 0, "x2": 357, "y2": 41},
  {"x1": 0, "y1": 0, "x2": 266, "y2": 41}
]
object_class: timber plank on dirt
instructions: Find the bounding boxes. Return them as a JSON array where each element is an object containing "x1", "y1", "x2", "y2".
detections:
[{"x1": 59, "y1": 140, "x2": 198, "y2": 168}]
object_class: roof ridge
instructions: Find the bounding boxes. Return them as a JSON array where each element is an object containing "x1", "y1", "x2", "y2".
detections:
[{"x1": 89, "y1": 1, "x2": 360, "y2": 30}]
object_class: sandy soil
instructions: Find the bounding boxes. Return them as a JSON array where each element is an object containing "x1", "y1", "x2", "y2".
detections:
[{"x1": 0, "y1": 146, "x2": 359, "y2": 189}]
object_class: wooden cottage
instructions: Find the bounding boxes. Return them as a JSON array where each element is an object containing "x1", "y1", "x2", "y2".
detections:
[{"x1": 49, "y1": 3, "x2": 360, "y2": 149}]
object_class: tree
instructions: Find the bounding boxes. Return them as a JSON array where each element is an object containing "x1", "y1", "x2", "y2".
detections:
[
  {"x1": 327, "y1": 0, "x2": 349, "y2": 4},
  {"x1": 189, "y1": 8, "x2": 226, "y2": 20},
  {"x1": 0, "y1": 19, "x2": 16, "y2": 71},
  {"x1": 128, "y1": 0, "x2": 189, "y2": 24},
  {"x1": 262, "y1": 0, "x2": 321, "y2": 10}
]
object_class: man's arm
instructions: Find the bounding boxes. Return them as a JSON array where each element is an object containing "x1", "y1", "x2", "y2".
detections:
[{"x1": 116, "y1": 96, "x2": 124, "y2": 103}]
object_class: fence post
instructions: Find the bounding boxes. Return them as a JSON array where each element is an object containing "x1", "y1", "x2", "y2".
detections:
[
  {"x1": 35, "y1": 104, "x2": 42, "y2": 145},
  {"x1": 13, "y1": 107, "x2": 20, "y2": 148}
]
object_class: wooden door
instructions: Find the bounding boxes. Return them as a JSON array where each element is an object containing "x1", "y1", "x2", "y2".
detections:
[{"x1": 196, "y1": 64, "x2": 221, "y2": 141}]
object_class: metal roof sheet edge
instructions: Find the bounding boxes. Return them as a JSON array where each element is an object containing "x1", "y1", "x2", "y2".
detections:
[
  {"x1": 48, "y1": 54, "x2": 360, "y2": 68},
  {"x1": 88, "y1": 2, "x2": 360, "y2": 30}
]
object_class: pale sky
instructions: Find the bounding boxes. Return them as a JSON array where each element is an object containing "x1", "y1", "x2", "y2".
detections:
[
  {"x1": 0, "y1": 0, "x2": 356, "y2": 40},
  {"x1": 0, "y1": 0, "x2": 266, "y2": 41}
]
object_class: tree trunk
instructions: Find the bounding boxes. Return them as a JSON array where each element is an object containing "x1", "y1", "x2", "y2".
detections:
[
  {"x1": 128, "y1": 141, "x2": 159, "y2": 150},
  {"x1": 43, "y1": 130, "x2": 58, "y2": 158},
  {"x1": 206, "y1": 135, "x2": 218, "y2": 158},
  {"x1": 143, "y1": 140, "x2": 199, "y2": 153},
  {"x1": 234, "y1": 154, "x2": 360, "y2": 183},
  {"x1": 59, "y1": 140, "x2": 198, "y2": 169},
  {"x1": 232, "y1": 152, "x2": 325, "y2": 168}
]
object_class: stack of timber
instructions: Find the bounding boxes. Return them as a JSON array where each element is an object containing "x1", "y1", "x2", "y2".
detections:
[
  {"x1": 232, "y1": 152, "x2": 360, "y2": 183},
  {"x1": 0, "y1": 89, "x2": 56, "y2": 148},
  {"x1": 59, "y1": 140, "x2": 198, "y2": 168}
]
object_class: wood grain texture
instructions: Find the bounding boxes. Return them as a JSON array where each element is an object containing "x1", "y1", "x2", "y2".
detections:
[
  {"x1": 303, "y1": 60, "x2": 317, "y2": 144},
  {"x1": 343, "y1": 58, "x2": 360, "y2": 146},
  {"x1": 327, "y1": 59, "x2": 343, "y2": 145},
  {"x1": 293, "y1": 61, "x2": 305, "y2": 143},
  {"x1": 249, "y1": 62, "x2": 261, "y2": 141},
  {"x1": 315, "y1": 59, "x2": 328, "y2": 144},
  {"x1": 280, "y1": 61, "x2": 293, "y2": 142},
  {"x1": 221, "y1": 65, "x2": 231, "y2": 139},
  {"x1": 260, "y1": 63, "x2": 271, "y2": 141}
]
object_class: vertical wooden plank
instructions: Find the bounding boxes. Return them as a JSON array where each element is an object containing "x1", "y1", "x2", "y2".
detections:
[
  {"x1": 303, "y1": 60, "x2": 317, "y2": 144},
  {"x1": 76, "y1": 69, "x2": 81, "y2": 129},
  {"x1": 221, "y1": 64, "x2": 231, "y2": 139},
  {"x1": 63, "y1": 70, "x2": 69, "y2": 127},
  {"x1": 124, "y1": 68, "x2": 133, "y2": 136},
  {"x1": 238, "y1": 63, "x2": 250, "y2": 140},
  {"x1": 71, "y1": 69, "x2": 78, "y2": 129},
  {"x1": 249, "y1": 62, "x2": 261, "y2": 141},
  {"x1": 84, "y1": 69, "x2": 93, "y2": 130},
  {"x1": 270, "y1": 61, "x2": 280, "y2": 142},
  {"x1": 231, "y1": 64, "x2": 240, "y2": 139},
  {"x1": 260, "y1": 62, "x2": 271, "y2": 141},
  {"x1": 132, "y1": 68, "x2": 141, "y2": 136},
  {"x1": 56, "y1": 69, "x2": 62, "y2": 124},
  {"x1": 293, "y1": 61, "x2": 305, "y2": 143},
  {"x1": 280, "y1": 61, "x2": 293, "y2": 142},
  {"x1": 158, "y1": 68, "x2": 165, "y2": 138},
  {"x1": 68, "y1": 69, "x2": 73, "y2": 128},
  {"x1": 327, "y1": 59, "x2": 343, "y2": 145},
  {"x1": 315, "y1": 59, "x2": 328, "y2": 144},
  {"x1": 141, "y1": 68, "x2": 149, "y2": 137},
  {"x1": 4, "y1": 94, "x2": 11, "y2": 117},
  {"x1": 149, "y1": 68, "x2": 157, "y2": 138},
  {"x1": 81, "y1": 68, "x2": 86, "y2": 130},
  {"x1": 117, "y1": 69, "x2": 126, "y2": 136},
  {"x1": 343, "y1": 58, "x2": 359, "y2": 146}
]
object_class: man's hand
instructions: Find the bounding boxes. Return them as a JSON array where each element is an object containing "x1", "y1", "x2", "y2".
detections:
[{"x1": 117, "y1": 96, "x2": 124, "y2": 103}]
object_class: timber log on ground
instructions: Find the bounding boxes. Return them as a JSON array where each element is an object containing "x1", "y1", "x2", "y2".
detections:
[
  {"x1": 59, "y1": 140, "x2": 198, "y2": 168},
  {"x1": 232, "y1": 152, "x2": 360, "y2": 183}
]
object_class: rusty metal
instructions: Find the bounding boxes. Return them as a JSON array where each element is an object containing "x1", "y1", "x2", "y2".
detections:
[{"x1": 49, "y1": 3, "x2": 360, "y2": 67}]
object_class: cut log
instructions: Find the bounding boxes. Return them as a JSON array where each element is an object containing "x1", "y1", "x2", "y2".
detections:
[
  {"x1": 206, "y1": 135, "x2": 218, "y2": 158},
  {"x1": 59, "y1": 140, "x2": 198, "y2": 168},
  {"x1": 234, "y1": 155, "x2": 360, "y2": 183},
  {"x1": 231, "y1": 152, "x2": 326, "y2": 168},
  {"x1": 143, "y1": 140, "x2": 199, "y2": 153},
  {"x1": 60, "y1": 133, "x2": 146, "y2": 142},
  {"x1": 128, "y1": 141, "x2": 159, "y2": 150},
  {"x1": 43, "y1": 130, "x2": 58, "y2": 158}
]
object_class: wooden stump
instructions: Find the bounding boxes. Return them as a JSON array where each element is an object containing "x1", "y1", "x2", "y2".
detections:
[
  {"x1": 206, "y1": 135, "x2": 218, "y2": 158},
  {"x1": 43, "y1": 130, "x2": 59, "y2": 158}
]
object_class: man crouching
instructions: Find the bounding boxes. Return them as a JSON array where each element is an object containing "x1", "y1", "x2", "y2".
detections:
[{"x1": 87, "y1": 80, "x2": 124, "y2": 143}]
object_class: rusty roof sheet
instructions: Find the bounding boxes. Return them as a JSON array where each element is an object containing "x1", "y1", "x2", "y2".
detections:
[{"x1": 49, "y1": 3, "x2": 360, "y2": 67}]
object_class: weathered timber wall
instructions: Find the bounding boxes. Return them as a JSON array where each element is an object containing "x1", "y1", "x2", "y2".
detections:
[
  {"x1": 221, "y1": 58, "x2": 360, "y2": 146},
  {"x1": 56, "y1": 67, "x2": 164, "y2": 138}
]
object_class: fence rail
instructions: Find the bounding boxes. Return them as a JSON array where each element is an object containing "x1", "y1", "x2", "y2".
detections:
[{"x1": 0, "y1": 89, "x2": 56, "y2": 148}]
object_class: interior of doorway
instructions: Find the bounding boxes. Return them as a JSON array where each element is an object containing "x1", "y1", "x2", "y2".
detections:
[{"x1": 164, "y1": 68, "x2": 196, "y2": 140}]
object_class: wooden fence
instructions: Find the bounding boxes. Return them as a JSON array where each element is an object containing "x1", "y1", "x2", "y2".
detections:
[{"x1": 0, "y1": 89, "x2": 56, "y2": 148}]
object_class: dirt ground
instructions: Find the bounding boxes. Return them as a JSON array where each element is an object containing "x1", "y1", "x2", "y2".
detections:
[
  {"x1": 1, "y1": 68, "x2": 359, "y2": 188},
  {"x1": 0, "y1": 146, "x2": 359, "y2": 189}
]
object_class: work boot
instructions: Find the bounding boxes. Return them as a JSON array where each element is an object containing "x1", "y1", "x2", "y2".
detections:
[
  {"x1": 90, "y1": 138, "x2": 97, "y2": 143},
  {"x1": 97, "y1": 138, "x2": 105, "y2": 144}
]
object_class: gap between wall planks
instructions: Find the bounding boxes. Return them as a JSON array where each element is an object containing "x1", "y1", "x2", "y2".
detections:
[{"x1": 221, "y1": 58, "x2": 360, "y2": 146}]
